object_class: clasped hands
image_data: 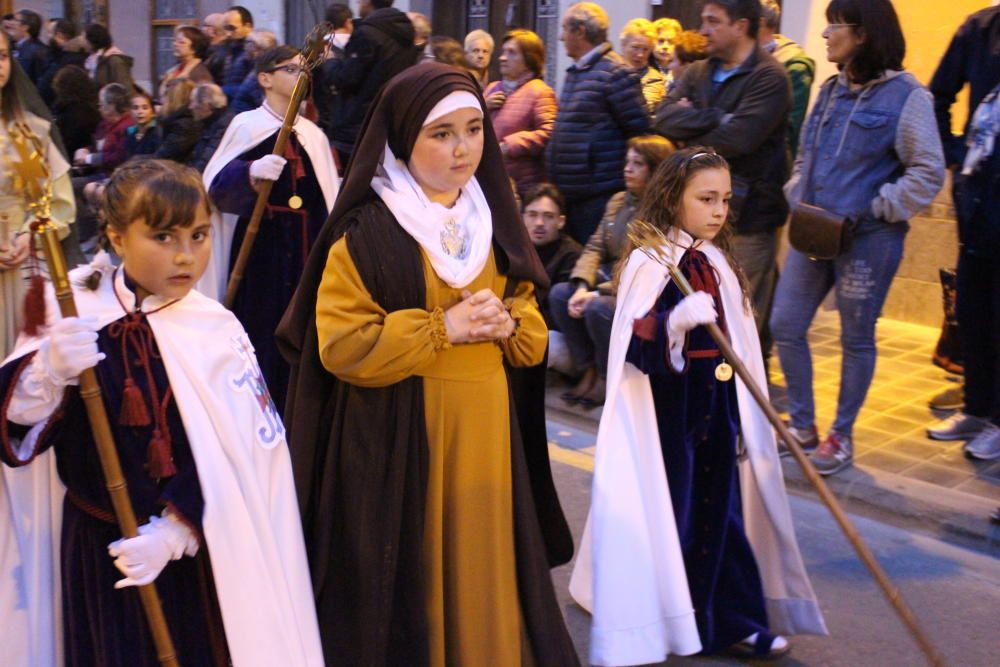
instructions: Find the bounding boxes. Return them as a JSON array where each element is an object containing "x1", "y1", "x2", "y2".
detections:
[
  {"x1": 0, "y1": 233, "x2": 30, "y2": 270},
  {"x1": 445, "y1": 288, "x2": 515, "y2": 344}
]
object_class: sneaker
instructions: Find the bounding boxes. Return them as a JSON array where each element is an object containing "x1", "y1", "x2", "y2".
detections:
[
  {"x1": 963, "y1": 424, "x2": 1000, "y2": 461},
  {"x1": 928, "y1": 384, "x2": 964, "y2": 411},
  {"x1": 927, "y1": 412, "x2": 986, "y2": 441},
  {"x1": 810, "y1": 432, "x2": 853, "y2": 476},
  {"x1": 778, "y1": 423, "x2": 820, "y2": 458}
]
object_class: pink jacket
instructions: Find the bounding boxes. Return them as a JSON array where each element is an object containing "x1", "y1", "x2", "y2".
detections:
[{"x1": 485, "y1": 77, "x2": 557, "y2": 197}]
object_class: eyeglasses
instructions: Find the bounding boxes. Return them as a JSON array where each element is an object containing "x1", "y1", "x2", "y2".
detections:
[
  {"x1": 266, "y1": 64, "x2": 303, "y2": 75},
  {"x1": 223, "y1": 24, "x2": 238, "y2": 32},
  {"x1": 826, "y1": 23, "x2": 858, "y2": 30}
]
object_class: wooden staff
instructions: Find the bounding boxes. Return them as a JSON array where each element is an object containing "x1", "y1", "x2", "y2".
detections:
[
  {"x1": 33, "y1": 222, "x2": 180, "y2": 667},
  {"x1": 629, "y1": 220, "x2": 947, "y2": 667},
  {"x1": 223, "y1": 25, "x2": 332, "y2": 309}
]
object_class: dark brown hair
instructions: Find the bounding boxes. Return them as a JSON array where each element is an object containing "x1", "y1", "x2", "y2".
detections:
[
  {"x1": 500, "y1": 29, "x2": 545, "y2": 79},
  {"x1": 627, "y1": 146, "x2": 750, "y2": 306},
  {"x1": 103, "y1": 158, "x2": 211, "y2": 235},
  {"x1": 626, "y1": 134, "x2": 675, "y2": 172},
  {"x1": 176, "y1": 25, "x2": 210, "y2": 60},
  {"x1": 523, "y1": 182, "x2": 565, "y2": 215},
  {"x1": 825, "y1": 0, "x2": 904, "y2": 84}
]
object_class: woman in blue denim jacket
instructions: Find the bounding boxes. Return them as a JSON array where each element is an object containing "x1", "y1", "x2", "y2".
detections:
[{"x1": 770, "y1": 0, "x2": 945, "y2": 476}]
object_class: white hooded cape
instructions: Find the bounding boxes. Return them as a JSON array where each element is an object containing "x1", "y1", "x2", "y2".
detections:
[
  {"x1": 569, "y1": 232, "x2": 827, "y2": 666},
  {"x1": 1, "y1": 255, "x2": 324, "y2": 666},
  {"x1": 197, "y1": 105, "x2": 340, "y2": 301}
]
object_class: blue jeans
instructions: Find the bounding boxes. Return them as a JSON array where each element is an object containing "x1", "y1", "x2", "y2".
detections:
[
  {"x1": 549, "y1": 281, "x2": 616, "y2": 377},
  {"x1": 769, "y1": 224, "x2": 906, "y2": 436}
]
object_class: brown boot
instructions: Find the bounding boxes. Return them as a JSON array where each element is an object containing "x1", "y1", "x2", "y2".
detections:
[{"x1": 561, "y1": 366, "x2": 596, "y2": 403}]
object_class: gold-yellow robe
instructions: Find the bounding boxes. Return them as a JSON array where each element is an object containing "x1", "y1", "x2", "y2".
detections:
[{"x1": 316, "y1": 236, "x2": 547, "y2": 666}]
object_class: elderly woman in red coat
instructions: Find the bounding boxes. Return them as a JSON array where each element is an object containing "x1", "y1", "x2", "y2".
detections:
[{"x1": 484, "y1": 29, "x2": 556, "y2": 199}]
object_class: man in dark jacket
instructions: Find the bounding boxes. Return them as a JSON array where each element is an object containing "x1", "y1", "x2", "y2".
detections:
[
  {"x1": 36, "y1": 19, "x2": 87, "y2": 105},
  {"x1": 546, "y1": 3, "x2": 649, "y2": 244},
  {"x1": 12, "y1": 9, "x2": 49, "y2": 82},
  {"x1": 925, "y1": 6, "x2": 1000, "y2": 464},
  {"x1": 313, "y1": 3, "x2": 353, "y2": 138},
  {"x1": 188, "y1": 82, "x2": 234, "y2": 172},
  {"x1": 758, "y1": 0, "x2": 813, "y2": 160},
  {"x1": 655, "y1": 0, "x2": 790, "y2": 344},
  {"x1": 321, "y1": 0, "x2": 418, "y2": 163},
  {"x1": 220, "y1": 6, "x2": 255, "y2": 101},
  {"x1": 202, "y1": 12, "x2": 228, "y2": 83}
]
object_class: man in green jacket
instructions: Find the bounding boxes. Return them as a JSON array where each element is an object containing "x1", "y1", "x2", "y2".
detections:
[{"x1": 759, "y1": 0, "x2": 815, "y2": 161}]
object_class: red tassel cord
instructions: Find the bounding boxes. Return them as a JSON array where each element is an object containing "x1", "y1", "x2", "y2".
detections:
[
  {"x1": 22, "y1": 273, "x2": 46, "y2": 336},
  {"x1": 21, "y1": 225, "x2": 46, "y2": 336},
  {"x1": 108, "y1": 270, "x2": 181, "y2": 480},
  {"x1": 119, "y1": 377, "x2": 151, "y2": 427}
]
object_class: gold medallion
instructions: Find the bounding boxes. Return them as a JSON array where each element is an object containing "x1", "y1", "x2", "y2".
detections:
[
  {"x1": 288, "y1": 195, "x2": 303, "y2": 210},
  {"x1": 715, "y1": 361, "x2": 734, "y2": 382}
]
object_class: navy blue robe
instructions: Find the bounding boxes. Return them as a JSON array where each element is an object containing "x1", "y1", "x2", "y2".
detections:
[
  {"x1": 209, "y1": 132, "x2": 327, "y2": 415},
  {"x1": 626, "y1": 250, "x2": 768, "y2": 653},
  {"x1": 1, "y1": 310, "x2": 228, "y2": 666}
]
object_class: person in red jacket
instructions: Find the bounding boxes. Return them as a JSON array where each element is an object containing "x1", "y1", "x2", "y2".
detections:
[{"x1": 484, "y1": 29, "x2": 557, "y2": 200}]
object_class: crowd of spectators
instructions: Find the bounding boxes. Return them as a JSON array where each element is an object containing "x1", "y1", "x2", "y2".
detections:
[{"x1": 4, "y1": 0, "x2": 994, "y2": 487}]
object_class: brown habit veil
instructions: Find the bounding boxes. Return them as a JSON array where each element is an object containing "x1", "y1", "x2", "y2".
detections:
[{"x1": 276, "y1": 62, "x2": 578, "y2": 666}]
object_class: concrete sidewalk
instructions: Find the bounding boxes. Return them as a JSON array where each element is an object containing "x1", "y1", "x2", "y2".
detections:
[{"x1": 545, "y1": 311, "x2": 1000, "y2": 552}]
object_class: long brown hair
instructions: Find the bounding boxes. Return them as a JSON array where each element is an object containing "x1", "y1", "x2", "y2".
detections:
[
  {"x1": 625, "y1": 146, "x2": 750, "y2": 308},
  {"x1": 161, "y1": 77, "x2": 195, "y2": 116}
]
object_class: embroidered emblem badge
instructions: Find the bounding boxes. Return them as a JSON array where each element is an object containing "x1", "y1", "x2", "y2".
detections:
[
  {"x1": 230, "y1": 334, "x2": 284, "y2": 448},
  {"x1": 440, "y1": 217, "x2": 469, "y2": 259}
]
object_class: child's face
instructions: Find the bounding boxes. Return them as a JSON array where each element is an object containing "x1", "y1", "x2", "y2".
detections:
[
  {"x1": 131, "y1": 97, "x2": 155, "y2": 125},
  {"x1": 106, "y1": 209, "x2": 212, "y2": 302},
  {"x1": 678, "y1": 167, "x2": 730, "y2": 241}
]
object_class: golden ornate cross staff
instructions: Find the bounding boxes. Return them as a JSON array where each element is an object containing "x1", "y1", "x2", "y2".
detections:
[
  {"x1": 7, "y1": 123, "x2": 180, "y2": 667},
  {"x1": 627, "y1": 219, "x2": 946, "y2": 667},
  {"x1": 223, "y1": 22, "x2": 334, "y2": 309}
]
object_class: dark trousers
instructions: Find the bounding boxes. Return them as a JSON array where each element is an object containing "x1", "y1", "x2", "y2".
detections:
[
  {"x1": 548, "y1": 281, "x2": 615, "y2": 377},
  {"x1": 565, "y1": 193, "x2": 612, "y2": 244},
  {"x1": 956, "y1": 250, "x2": 1000, "y2": 424}
]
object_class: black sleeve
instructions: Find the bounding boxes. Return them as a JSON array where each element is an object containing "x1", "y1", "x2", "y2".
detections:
[{"x1": 929, "y1": 18, "x2": 973, "y2": 166}]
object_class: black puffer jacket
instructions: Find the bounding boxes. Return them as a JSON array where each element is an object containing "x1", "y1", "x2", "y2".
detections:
[
  {"x1": 189, "y1": 107, "x2": 235, "y2": 173},
  {"x1": 154, "y1": 108, "x2": 201, "y2": 163},
  {"x1": 322, "y1": 8, "x2": 418, "y2": 154},
  {"x1": 545, "y1": 43, "x2": 649, "y2": 200}
]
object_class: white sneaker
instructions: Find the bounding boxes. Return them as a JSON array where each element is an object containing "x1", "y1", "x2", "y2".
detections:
[
  {"x1": 927, "y1": 412, "x2": 986, "y2": 441},
  {"x1": 964, "y1": 424, "x2": 1000, "y2": 460}
]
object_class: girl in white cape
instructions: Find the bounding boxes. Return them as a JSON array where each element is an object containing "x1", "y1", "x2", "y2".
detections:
[
  {"x1": 569, "y1": 148, "x2": 827, "y2": 665},
  {"x1": 0, "y1": 159, "x2": 322, "y2": 666}
]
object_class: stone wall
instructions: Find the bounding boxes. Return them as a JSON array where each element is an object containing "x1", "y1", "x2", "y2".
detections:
[{"x1": 882, "y1": 177, "x2": 958, "y2": 327}]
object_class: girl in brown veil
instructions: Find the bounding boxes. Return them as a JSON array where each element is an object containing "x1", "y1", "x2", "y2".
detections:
[{"x1": 277, "y1": 62, "x2": 579, "y2": 666}]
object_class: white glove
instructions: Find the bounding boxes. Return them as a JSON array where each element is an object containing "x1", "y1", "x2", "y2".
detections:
[
  {"x1": 667, "y1": 291, "x2": 717, "y2": 336},
  {"x1": 40, "y1": 316, "x2": 105, "y2": 385},
  {"x1": 249, "y1": 154, "x2": 287, "y2": 182},
  {"x1": 666, "y1": 292, "x2": 717, "y2": 372},
  {"x1": 107, "y1": 512, "x2": 199, "y2": 589}
]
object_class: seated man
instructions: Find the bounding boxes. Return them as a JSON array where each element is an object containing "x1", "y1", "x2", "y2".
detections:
[{"x1": 521, "y1": 183, "x2": 581, "y2": 374}]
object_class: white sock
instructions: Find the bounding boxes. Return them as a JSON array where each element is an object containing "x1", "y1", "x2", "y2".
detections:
[{"x1": 742, "y1": 632, "x2": 788, "y2": 650}]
